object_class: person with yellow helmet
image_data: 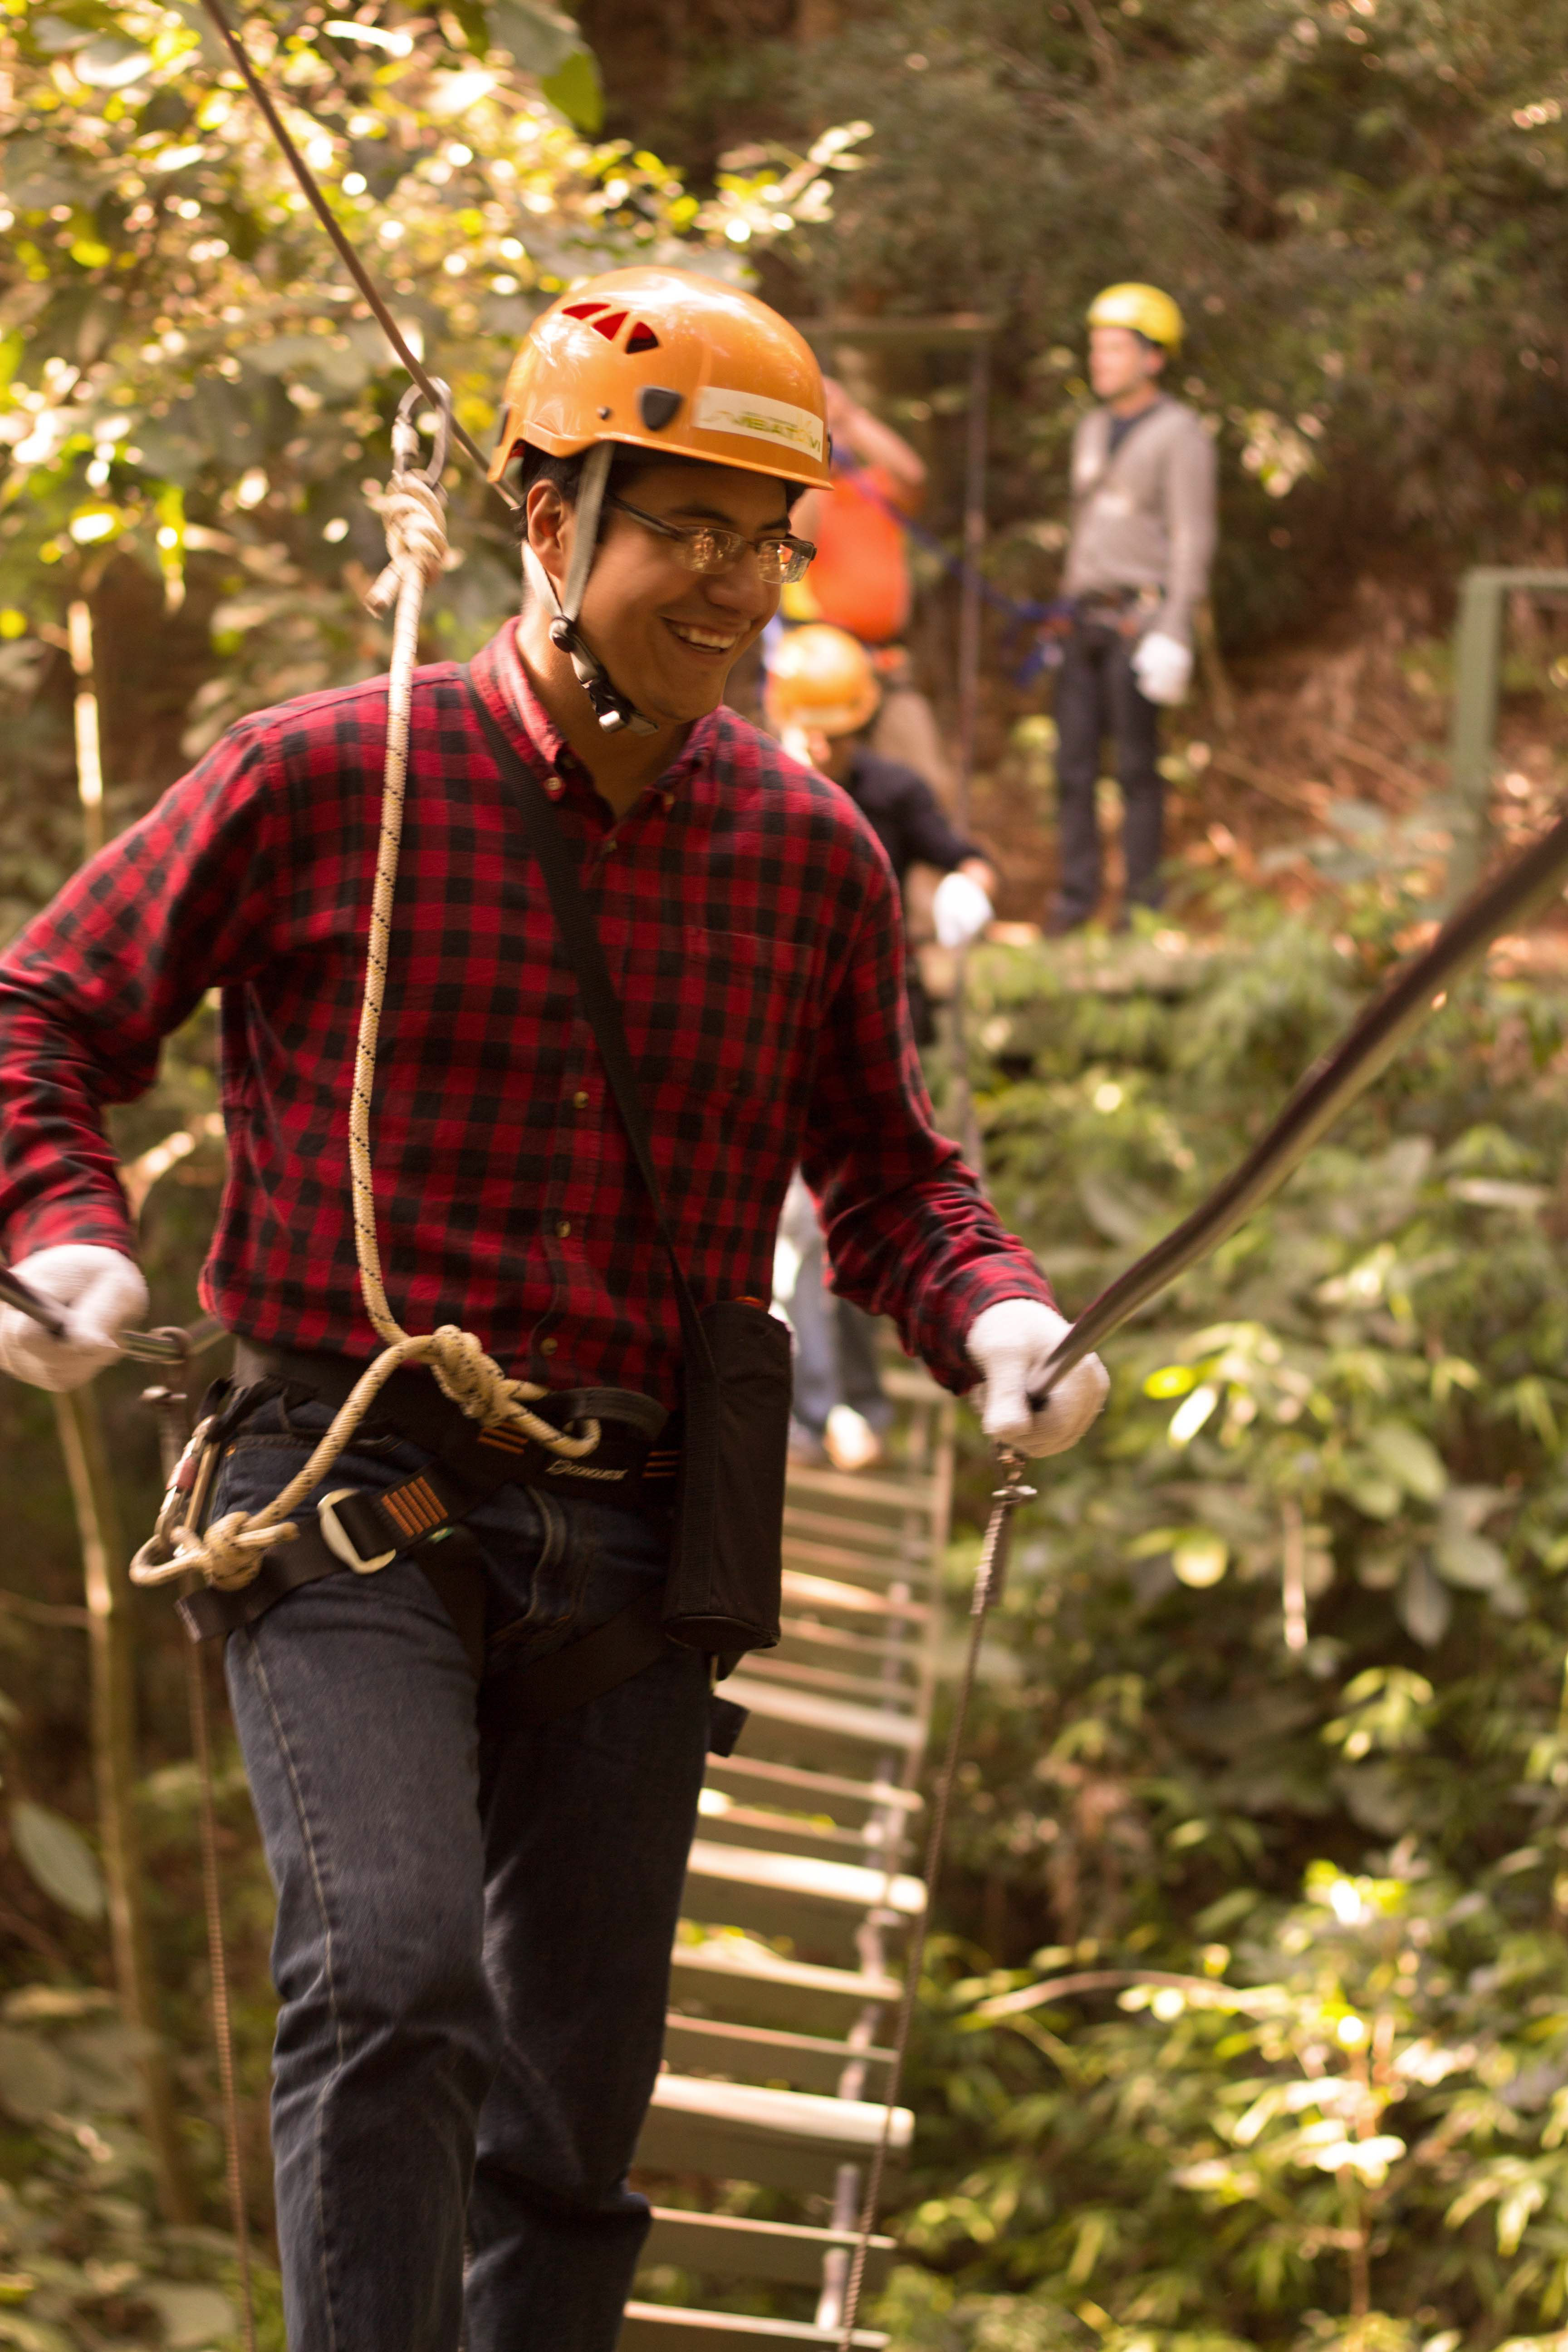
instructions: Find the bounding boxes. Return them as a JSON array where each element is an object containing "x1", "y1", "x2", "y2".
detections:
[
  {"x1": 1050, "y1": 280, "x2": 1217, "y2": 932},
  {"x1": 0, "y1": 264, "x2": 1110, "y2": 2348},
  {"x1": 763, "y1": 624, "x2": 998, "y2": 1473}
]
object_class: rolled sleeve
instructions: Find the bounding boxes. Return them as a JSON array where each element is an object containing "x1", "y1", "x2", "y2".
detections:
[{"x1": 800, "y1": 843, "x2": 1053, "y2": 1393}]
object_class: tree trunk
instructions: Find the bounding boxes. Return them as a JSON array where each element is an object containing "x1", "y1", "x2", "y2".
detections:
[{"x1": 53, "y1": 1387, "x2": 195, "y2": 2225}]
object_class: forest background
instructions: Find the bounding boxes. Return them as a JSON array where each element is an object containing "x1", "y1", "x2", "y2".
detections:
[{"x1": 6, "y1": 2, "x2": 1568, "y2": 2348}]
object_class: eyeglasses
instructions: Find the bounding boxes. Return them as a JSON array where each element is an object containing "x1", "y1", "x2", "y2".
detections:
[{"x1": 607, "y1": 495, "x2": 817, "y2": 586}]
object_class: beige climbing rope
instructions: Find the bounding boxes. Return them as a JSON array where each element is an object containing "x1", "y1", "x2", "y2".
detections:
[{"x1": 131, "y1": 388, "x2": 598, "y2": 1594}]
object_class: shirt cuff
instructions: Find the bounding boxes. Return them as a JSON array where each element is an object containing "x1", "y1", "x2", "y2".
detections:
[
  {"x1": 915, "y1": 1246, "x2": 1057, "y2": 1395},
  {"x1": 4, "y1": 1196, "x2": 137, "y2": 1267}
]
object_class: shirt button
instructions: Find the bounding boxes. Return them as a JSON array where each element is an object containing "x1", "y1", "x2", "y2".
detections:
[
  {"x1": 544, "y1": 774, "x2": 563, "y2": 798},
  {"x1": 573, "y1": 1090, "x2": 589, "y2": 1109},
  {"x1": 539, "y1": 1336, "x2": 559, "y2": 1357},
  {"x1": 555, "y1": 1219, "x2": 572, "y2": 1238}
]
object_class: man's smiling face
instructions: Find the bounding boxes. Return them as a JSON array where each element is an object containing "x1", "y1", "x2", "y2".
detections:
[{"x1": 547, "y1": 458, "x2": 792, "y2": 727}]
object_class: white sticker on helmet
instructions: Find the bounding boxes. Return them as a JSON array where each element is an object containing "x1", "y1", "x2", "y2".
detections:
[{"x1": 693, "y1": 385, "x2": 825, "y2": 462}]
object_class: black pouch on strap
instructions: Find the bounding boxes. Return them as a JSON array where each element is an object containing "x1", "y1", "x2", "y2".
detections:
[
  {"x1": 466, "y1": 681, "x2": 790, "y2": 1660},
  {"x1": 672, "y1": 1299, "x2": 790, "y2": 1654}
]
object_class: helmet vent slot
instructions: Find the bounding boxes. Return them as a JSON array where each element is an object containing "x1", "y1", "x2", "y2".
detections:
[
  {"x1": 590, "y1": 309, "x2": 628, "y2": 340},
  {"x1": 625, "y1": 320, "x2": 661, "y2": 353}
]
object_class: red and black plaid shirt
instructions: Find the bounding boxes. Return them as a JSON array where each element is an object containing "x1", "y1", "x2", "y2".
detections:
[{"x1": 0, "y1": 624, "x2": 1051, "y2": 1404}]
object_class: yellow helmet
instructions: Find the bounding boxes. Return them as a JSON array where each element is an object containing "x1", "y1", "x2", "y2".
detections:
[
  {"x1": 1086, "y1": 282, "x2": 1184, "y2": 354},
  {"x1": 765, "y1": 626, "x2": 881, "y2": 740},
  {"x1": 490, "y1": 265, "x2": 832, "y2": 490}
]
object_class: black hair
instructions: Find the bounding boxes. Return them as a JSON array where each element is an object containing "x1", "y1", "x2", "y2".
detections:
[{"x1": 506, "y1": 443, "x2": 804, "y2": 541}]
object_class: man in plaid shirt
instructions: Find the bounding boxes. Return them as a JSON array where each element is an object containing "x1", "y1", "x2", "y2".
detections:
[{"x1": 0, "y1": 270, "x2": 1107, "y2": 2351}]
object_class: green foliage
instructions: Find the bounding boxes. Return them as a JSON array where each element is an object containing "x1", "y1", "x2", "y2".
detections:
[
  {"x1": 619, "y1": 0, "x2": 1568, "y2": 646},
  {"x1": 0, "y1": 1985, "x2": 282, "y2": 2350},
  {"x1": 883, "y1": 876, "x2": 1568, "y2": 2343}
]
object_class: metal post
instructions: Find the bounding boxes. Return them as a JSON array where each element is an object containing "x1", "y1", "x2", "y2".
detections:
[
  {"x1": 953, "y1": 337, "x2": 990, "y2": 835},
  {"x1": 947, "y1": 336, "x2": 990, "y2": 1171},
  {"x1": 1446, "y1": 564, "x2": 1568, "y2": 898}
]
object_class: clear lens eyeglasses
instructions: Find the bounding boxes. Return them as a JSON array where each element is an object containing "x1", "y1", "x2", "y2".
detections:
[{"x1": 608, "y1": 495, "x2": 817, "y2": 586}]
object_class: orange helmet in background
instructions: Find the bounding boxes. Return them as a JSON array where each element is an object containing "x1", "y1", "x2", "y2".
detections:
[
  {"x1": 490, "y1": 266, "x2": 832, "y2": 491},
  {"x1": 765, "y1": 624, "x2": 881, "y2": 740}
]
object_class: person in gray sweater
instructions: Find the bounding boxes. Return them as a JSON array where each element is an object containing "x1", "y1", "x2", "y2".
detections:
[{"x1": 1052, "y1": 282, "x2": 1217, "y2": 932}]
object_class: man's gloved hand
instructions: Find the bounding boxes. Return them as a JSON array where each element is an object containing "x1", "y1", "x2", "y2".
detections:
[
  {"x1": 1131, "y1": 630, "x2": 1193, "y2": 707},
  {"x1": 0, "y1": 1245, "x2": 148, "y2": 1391},
  {"x1": 965, "y1": 1297, "x2": 1110, "y2": 1457},
  {"x1": 932, "y1": 869, "x2": 994, "y2": 951}
]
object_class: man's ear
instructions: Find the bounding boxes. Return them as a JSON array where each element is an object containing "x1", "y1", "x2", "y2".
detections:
[{"x1": 525, "y1": 480, "x2": 570, "y2": 584}]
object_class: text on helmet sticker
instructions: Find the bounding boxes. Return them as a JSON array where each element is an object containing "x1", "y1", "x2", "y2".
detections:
[{"x1": 693, "y1": 386, "x2": 825, "y2": 463}]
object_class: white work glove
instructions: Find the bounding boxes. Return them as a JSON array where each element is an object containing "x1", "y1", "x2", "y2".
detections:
[
  {"x1": 1131, "y1": 629, "x2": 1193, "y2": 707},
  {"x1": 0, "y1": 1245, "x2": 148, "y2": 1392},
  {"x1": 932, "y1": 869, "x2": 994, "y2": 951},
  {"x1": 965, "y1": 1298, "x2": 1110, "y2": 1458}
]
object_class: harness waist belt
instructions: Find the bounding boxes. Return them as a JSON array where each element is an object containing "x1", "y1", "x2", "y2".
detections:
[{"x1": 230, "y1": 1339, "x2": 679, "y2": 1508}]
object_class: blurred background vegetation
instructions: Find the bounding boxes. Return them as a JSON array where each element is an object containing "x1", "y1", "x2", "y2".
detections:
[{"x1": 5, "y1": 1, "x2": 1568, "y2": 2347}]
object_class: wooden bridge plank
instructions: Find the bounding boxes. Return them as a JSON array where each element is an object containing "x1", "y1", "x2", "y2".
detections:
[
  {"x1": 660, "y1": 2015, "x2": 894, "y2": 2096},
  {"x1": 637, "y1": 2073, "x2": 911, "y2": 2193},
  {"x1": 669, "y1": 1938, "x2": 898, "y2": 2035},
  {"x1": 642, "y1": 2209, "x2": 894, "y2": 2290},
  {"x1": 620, "y1": 2304, "x2": 887, "y2": 2348}
]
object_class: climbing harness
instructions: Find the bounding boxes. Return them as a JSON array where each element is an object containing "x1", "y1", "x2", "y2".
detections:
[{"x1": 128, "y1": 381, "x2": 601, "y2": 1600}]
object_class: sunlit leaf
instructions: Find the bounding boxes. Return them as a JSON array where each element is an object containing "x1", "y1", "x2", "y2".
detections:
[{"x1": 10, "y1": 1799, "x2": 105, "y2": 1919}]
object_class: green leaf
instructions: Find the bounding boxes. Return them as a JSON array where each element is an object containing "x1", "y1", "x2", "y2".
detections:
[
  {"x1": 542, "y1": 44, "x2": 602, "y2": 131},
  {"x1": 485, "y1": 0, "x2": 582, "y2": 75},
  {"x1": 0, "y1": 2026, "x2": 71, "y2": 2123},
  {"x1": 1432, "y1": 1529, "x2": 1508, "y2": 1592},
  {"x1": 1366, "y1": 1421, "x2": 1446, "y2": 1503},
  {"x1": 10, "y1": 1800, "x2": 105, "y2": 1920},
  {"x1": 140, "y1": 2286, "x2": 235, "y2": 2348},
  {"x1": 28, "y1": 15, "x2": 89, "y2": 53},
  {"x1": 1172, "y1": 1533, "x2": 1229, "y2": 1589},
  {"x1": 1398, "y1": 1557, "x2": 1452, "y2": 1647},
  {"x1": 74, "y1": 33, "x2": 151, "y2": 86}
]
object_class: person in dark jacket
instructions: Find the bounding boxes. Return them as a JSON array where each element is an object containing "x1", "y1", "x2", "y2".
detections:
[{"x1": 763, "y1": 624, "x2": 997, "y2": 1468}]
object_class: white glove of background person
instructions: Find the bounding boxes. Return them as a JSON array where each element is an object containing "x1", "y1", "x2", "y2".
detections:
[
  {"x1": 1131, "y1": 630, "x2": 1193, "y2": 707},
  {"x1": 932, "y1": 868, "x2": 994, "y2": 951},
  {"x1": 0, "y1": 1245, "x2": 148, "y2": 1392},
  {"x1": 965, "y1": 1298, "x2": 1110, "y2": 1457}
]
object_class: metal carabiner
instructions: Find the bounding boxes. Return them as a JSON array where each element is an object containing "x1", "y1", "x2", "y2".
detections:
[{"x1": 389, "y1": 377, "x2": 452, "y2": 489}]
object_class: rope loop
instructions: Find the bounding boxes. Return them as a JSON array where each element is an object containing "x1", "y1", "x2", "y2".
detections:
[{"x1": 132, "y1": 384, "x2": 600, "y2": 1596}]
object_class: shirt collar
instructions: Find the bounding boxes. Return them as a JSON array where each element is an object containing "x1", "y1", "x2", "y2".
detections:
[{"x1": 468, "y1": 618, "x2": 725, "y2": 804}]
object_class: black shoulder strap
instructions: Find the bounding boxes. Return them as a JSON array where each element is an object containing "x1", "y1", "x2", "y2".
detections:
[{"x1": 463, "y1": 677, "x2": 715, "y2": 1379}]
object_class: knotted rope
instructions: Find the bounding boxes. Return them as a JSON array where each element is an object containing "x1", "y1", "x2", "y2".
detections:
[{"x1": 132, "y1": 400, "x2": 599, "y2": 1592}]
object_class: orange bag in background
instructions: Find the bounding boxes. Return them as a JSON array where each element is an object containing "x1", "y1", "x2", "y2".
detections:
[{"x1": 795, "y1": 465, "x2": 912, "y2": 646}]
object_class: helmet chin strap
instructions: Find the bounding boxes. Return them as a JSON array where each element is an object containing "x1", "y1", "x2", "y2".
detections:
[{"x1": 525, "y1": 441, "x2": 659, "y2": 739}]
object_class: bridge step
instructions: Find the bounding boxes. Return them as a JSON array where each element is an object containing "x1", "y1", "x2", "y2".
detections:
[
  {"x1": 643, "y1": 2208, "x2": 894, "y2": 2289},
  {"x1": 695, "y1": 1795, "x2": 902, "y2": 1869},
  {"x1": 719, "y1": 1680, "x2": 924, "y2": 1772},
  {"x1": 669, "y1": 1937, "x2": 898, "y2": 2036},
  {"x1": 701, "y1": 1754, "x2": 923, "y2": 1830},
  {"x1": 662, "y1": 2014, "x2": 894, "y2": 2096},
  {"x1": 682, "y1": 1839, "x2": 922, "y2": 1958},
  {"x1": 638, "y1": 2073, "x2": 911, "y2": 2194},
  {"x1": 620, "y1": 2304, "x2": 887, "y2": 2348}
]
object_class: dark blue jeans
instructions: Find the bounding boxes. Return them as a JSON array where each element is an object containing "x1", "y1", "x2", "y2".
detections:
[
  {"x1": 1053, "y1": 615, "x2": 1166, "y2": 926},
  {"x1": 215, "y1": 1398, "x2": 711, "y2": 2352}
]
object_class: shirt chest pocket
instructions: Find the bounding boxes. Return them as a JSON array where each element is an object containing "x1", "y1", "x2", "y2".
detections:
[{"x1": 629, "y1": 925, "x2": 814, "y2": 1103}]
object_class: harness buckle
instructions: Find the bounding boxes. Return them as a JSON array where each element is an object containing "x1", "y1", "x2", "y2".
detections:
[{"x1": 317, "y1": 1488, "x2": 397, "y2": 1575}]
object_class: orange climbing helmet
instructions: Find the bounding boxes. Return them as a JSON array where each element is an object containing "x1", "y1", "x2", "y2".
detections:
[
  {"x1": 765, "y1": 625, "x2": 881, "y2": 739},
  {"x1": 489, "y1": 266, "x2": 833, "y2": 491}
]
